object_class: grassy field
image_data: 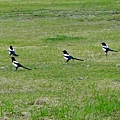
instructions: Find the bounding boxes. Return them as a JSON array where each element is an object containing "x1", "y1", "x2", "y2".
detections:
[{"x1": 0, "y1": 0, "x2": 120, "y2": 119}]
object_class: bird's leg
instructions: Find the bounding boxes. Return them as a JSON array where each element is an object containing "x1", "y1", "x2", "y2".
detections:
[
  {"x1": 66, "y1": 59, "x2": 70, "y2": 62},
  {"x1": 65, "y1": 60, "x2": 69, "y2": 64},
  {"x1": 106, "y1": 53, "x2": 107, "y2": 56},
  {"x1": 16, "y1": 67, "x2": 18, "y2": 71}
]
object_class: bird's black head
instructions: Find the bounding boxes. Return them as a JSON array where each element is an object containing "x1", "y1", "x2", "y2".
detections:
[
  {"x1": 10, "y1": 46, "x2": 13, "y2": 50},
  {"x1": 11, "y1": 57, "x2": 16, "y2": 61},
  {"x1": 101, "y1": 42, "x2": 106, "y2": 46},
  {"x1": 62, "y1": 50, "x2": 69, "y2": 54}
]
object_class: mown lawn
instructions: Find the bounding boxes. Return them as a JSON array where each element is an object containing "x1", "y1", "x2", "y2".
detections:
[{"x1": 0, "y1": 0, "x2": 120, "y2": 119}]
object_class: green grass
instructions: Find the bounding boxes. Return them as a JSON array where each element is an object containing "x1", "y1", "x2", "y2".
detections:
[{"x1": 0, "y1": 0, "x2": 120, "y2": 119}]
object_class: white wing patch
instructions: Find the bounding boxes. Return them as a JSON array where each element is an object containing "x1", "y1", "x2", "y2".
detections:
[
  {"x1": 63, "y1": 54, "x2": 70, "y2": 60},
  {"x1": 12, "y1": 61, "x2": 18, "y2": 67},
  {"x1": 8, "y1": 48, "x2": 15, "y2": 52},
  {"x1": 8, "y1": 48, "x2": 15, "y2": 55},
  {"x1": 102, "y1": 46, "x2": 108, "y2": 52}
]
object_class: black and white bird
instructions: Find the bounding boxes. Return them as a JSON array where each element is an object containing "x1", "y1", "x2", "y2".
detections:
[
  {"x1": 62, "y1": 50, "x2": 84, "y2": 62},
  {"x1": 8, "y1": 46, "x2": 19, "y2": 56},
  {"x1": 101, "y1": 42, "x2": 118, "y2": 56},
  {"x1": 11, "y1": 57, "x2": 31, "y2": 70}
]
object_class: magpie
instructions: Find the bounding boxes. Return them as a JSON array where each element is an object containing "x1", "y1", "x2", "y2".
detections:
[
  {"x1": 101, "y1": 42, "x2": 118, "y2": 56},
  {"x1": 11, "y1": 57, "x2": 31, "y2": 70},
  {"x1": 8, "y1": 46, "x2": 19, "y2": 56},
  {"x1": 62, "y1": 50, "x2": 84, "y2": 62}
]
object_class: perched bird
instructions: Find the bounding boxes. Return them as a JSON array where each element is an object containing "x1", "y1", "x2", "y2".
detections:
[
  {"x1": 11, "y1": 57, "x2": 31, "y2": 70},
  {"x1": 8, "y1": 46, "x2": 19, "y2": 56},
  {"x1": 62, "y1": 50, "x2": 84, "y2": 62},
  {"x1": 101, "y1": 42, "x2": 118, "y2": 56}
]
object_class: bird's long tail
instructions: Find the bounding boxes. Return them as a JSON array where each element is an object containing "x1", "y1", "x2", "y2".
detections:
[
  {"x1": 73, "y1": 57, "x2": 84, "y2": 61},
  {"x1": 109, "y1": 49, "x2": 118, "y2": 52},
  {"x1": 22, "y1": 66, "x2": 31, "y2": 70},
  {"x1": 13, "y1": 53, "x2": 19, "y2": 56}
]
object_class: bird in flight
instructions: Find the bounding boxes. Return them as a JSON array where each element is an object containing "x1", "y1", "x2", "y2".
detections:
[
  {"x1": 62, "y1": 50, "x2": 84, "y2": 62},
  {"x1": 101, "y1": 42, "x2": 118, "y2": 56},
  {"x1": 11, "y1": 57, "x2": 31, "y2": 70},
  {"x1": 8, "y1": 46, "x2": 19, "y2": 56}
]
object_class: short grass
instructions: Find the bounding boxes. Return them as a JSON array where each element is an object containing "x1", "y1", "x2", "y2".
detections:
[{"x1": 0, "y1": 0, "x2": 120, "y2": 120}]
